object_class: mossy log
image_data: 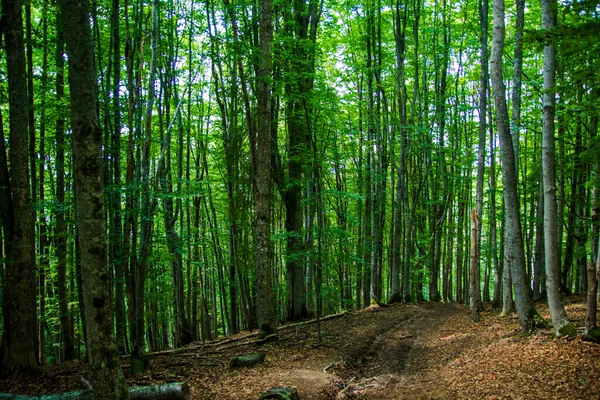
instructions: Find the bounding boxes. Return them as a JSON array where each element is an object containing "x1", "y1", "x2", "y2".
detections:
[
  {"x1": 582, "y1": 326, "x2": 600, "y2": 344},
  {"x1": 0, "y1": 382, "x2": 189, "y2": 400},
  {"x1": 229, "y1": 352, "x2": 266, "y2": 369},
  {"x1": 259, "y1": 387, "x2": 299, "y2": 400}
]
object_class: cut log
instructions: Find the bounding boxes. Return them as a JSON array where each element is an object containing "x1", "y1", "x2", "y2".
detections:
[
  {"x1": 127, "y1": 383, "x2": 190, "y2": 400},
  {"x1": 0, "y1": 383, "x2": 189, "y2": 400},
  {"x1": 229, "y1": 352, "x2": 266, "y2": 369},
  {"x1": 259, "y1": 387, "x2": 299, "y2": 400}
]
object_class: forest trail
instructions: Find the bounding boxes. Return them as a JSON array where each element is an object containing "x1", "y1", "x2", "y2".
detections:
[{"x1": 1, "y1": 299, "x2": 598, "y2": 399}]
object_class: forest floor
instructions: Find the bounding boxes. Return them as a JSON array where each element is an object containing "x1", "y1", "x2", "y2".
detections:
[{"x1": 1, "y1": 297, "x2": 599, "y2": 399}]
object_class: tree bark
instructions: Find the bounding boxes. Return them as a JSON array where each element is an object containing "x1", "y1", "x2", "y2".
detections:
[
  {"x1": 254, "y1": 0, "x2": 277, "y2": 338},
  {"x1": 491, "y1": 0, "x2": 537, "y2": 331},
  {"x1": 134, "y1": 0, "x2": 160, "y2": 368},
  {"x1": 541, "y1": 0, "x2": 573, "y2": 337},
  {"x1": 54, "y1": 1, "x2": 75, "y2": 362},
  {"x1": 470, "y1": 210, "x2": 482, "y2": 322},
  {"x1": 110, "y1": 0, "x2": 127, "y2": 355},
  {"x1": 1, "y1": 0, "x2": 38, "y2": 375},
  {"x1": 63, "y1": 0, "x2": 128, "y2": 397},
  {"x1": 474, "y1": 0, "x2": 489, "y2": 313}
]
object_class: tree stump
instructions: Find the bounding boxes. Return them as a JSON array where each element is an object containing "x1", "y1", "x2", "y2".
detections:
[
  {"x1": 131, "y1": 347, "x2": 149, "y2": 376},
  {"x1": 229, "y1": 352, "x2": 266, "y2": 369},
  {"x1": 259, "y1": 387, "x2": 299, "y2": 400}
]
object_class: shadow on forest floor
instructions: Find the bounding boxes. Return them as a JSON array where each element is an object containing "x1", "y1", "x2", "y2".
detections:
[{"x1": 0, "y1": 297, "x2": 598, "y2": 399}]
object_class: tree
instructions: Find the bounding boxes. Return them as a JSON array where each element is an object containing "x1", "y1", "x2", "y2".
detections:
[
  {"x1": 471, "y1": 0, "x2": 490, "y2": 321},
  {"x1": 254, "y1": 0, "x2": 277, "y2": 338},
  {"x1": 62, "y1": 0, "x2": 128, "y2": 397},
  {"x1": 54, "y1": 0, "x2": 75, "y2": 363},
  {"x1": 540, "y1": 0, "x2": 574, "y2": 338},
  {"x1": 1, "y1": 0, "x2": 38, "y2": 375},
  {"x1": 490, "y1": 0, "x2": 538, "y2": 331}
]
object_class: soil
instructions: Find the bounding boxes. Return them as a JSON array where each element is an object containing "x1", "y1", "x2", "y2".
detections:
[{"x1": 1, "y1": 298, "x2": 599, "y2": 399}]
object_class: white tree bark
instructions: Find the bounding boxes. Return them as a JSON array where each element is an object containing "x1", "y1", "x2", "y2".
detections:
[
  {"x1": 541, "y1": 0, "x2": 573, "y2": 337},
  {"x1": 491, "y1": 0, "x2": 537, "y2": 331}
]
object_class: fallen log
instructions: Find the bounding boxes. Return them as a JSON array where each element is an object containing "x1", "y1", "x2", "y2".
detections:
[
  {"x1": 129, "y1": 311, "x2": 351, "y2": 360},
  {"x1": 0, "y1": 382, "x2": 189, "y2": 400},
  {"x1": 277, "y1": 311, "x2": 349, "y2": 333},
  {"x1": 229, "y1": 352, "x2": 266, "y2": 369}
]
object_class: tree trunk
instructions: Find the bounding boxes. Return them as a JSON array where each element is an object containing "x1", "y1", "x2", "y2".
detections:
[
  {"x1": 37, "y1": 1, "x2": 50, "y2": 366},
  {"x1": 540, "y1": 0, "x2": 573, "y2": 337},
  {"x1": 473, "y1": 0, "x2": 489, "y2": 313},
  {"x1": 532, "y1": 172, "x2": 546, "y2": 301},
  {"x1": 1, "y1": 0, "x2": 38, "y2": 375},
  {"x1": 470, "y1": 210, "x2": 482, "y2": 322},
  {"x1": 134, "y1": 0, "x2": 160, "y2": 368},
  {"x1": 254, "y1": 0, "x2": 277, "y2": 338},
  {"x1": 491, "y1": 0, "x2": 537, "y2": 331},
  {"x1": 110, "y1": 0, "x2": 127, "y2": 356},
  {"x1": 63, "y1": 0, "x2": 128, "y2": 396},
  {"x1": 489, "y1": 119, "x2": 501, "y2": 307}
]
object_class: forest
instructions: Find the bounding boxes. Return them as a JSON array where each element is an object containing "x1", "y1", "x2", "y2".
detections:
[{"x1": 0, "y1": 0, "x2": 599, "y2": 397}]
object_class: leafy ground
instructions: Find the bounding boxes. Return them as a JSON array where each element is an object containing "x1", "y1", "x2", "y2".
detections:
[{"x1": 1, "y1": 297, "x2": 599, "y2": 399}]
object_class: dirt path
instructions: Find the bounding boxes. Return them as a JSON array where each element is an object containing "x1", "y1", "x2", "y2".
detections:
[
  {"x1": 326, "y1": 302, "x2": 467, "y2": 399},
  {"x1": 1, "y1": 300, "x2": 598, "y2": 399},
  {"x1": 185, "y1": 302, "x2": 473, "y2": 399}
]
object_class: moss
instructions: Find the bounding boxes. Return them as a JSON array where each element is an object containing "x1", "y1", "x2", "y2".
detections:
[
  {"x1": 583, "y1": 326, "x2": 600, "y2": 344},
  {"x1": 552, "y1": 323, "x2": 577, "y2": 340},
  {"x1": 586, "y1": 326, "x2": 600, "y2": 338},
  {"x1": 259, "y1": 387, "x2": 299, "y2": 400},
  {"x1": 558, "y1": 324, "x2": 577, "y2": 339},
  {"x1": 533, "y1": 313, "x2": 549, "y2": 329},
  {"x1": 229, "y1": 352, "x2": 266, "y2": 369}
]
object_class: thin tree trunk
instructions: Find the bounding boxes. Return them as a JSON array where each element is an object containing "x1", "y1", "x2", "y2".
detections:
[
  {"x1": 37, "y1": 0, "x2": 50, "y2": 366},
  {"x1": 470, "y1": 210, "x2": 481, "y2": 321},
  {"x1": 473, "y1": 0, "x2": 489, "y2": 313},
  {"x1": 134, "y1": 0, "x2": 160, "y2": 369},
  {"x1": 110, "y1": 0, "x2": 127, "y2": 355}
]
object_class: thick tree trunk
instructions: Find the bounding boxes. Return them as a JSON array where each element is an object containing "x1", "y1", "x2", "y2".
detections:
[
  {"x1": 541, "y1": 0, "x2": 573, "y2": 337},
  {"x1": 254, "y1": 0, "x2": 277, "y2": 338},
  {"x1": 491, "y1": 0, "x2": 537, "y2": 331},
  {"x1": 63, "y1": 0, "x2": 128, "y2": 397},
  {"x1": 1, "y1": 0, "x2": 38, "y2": 375}
]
